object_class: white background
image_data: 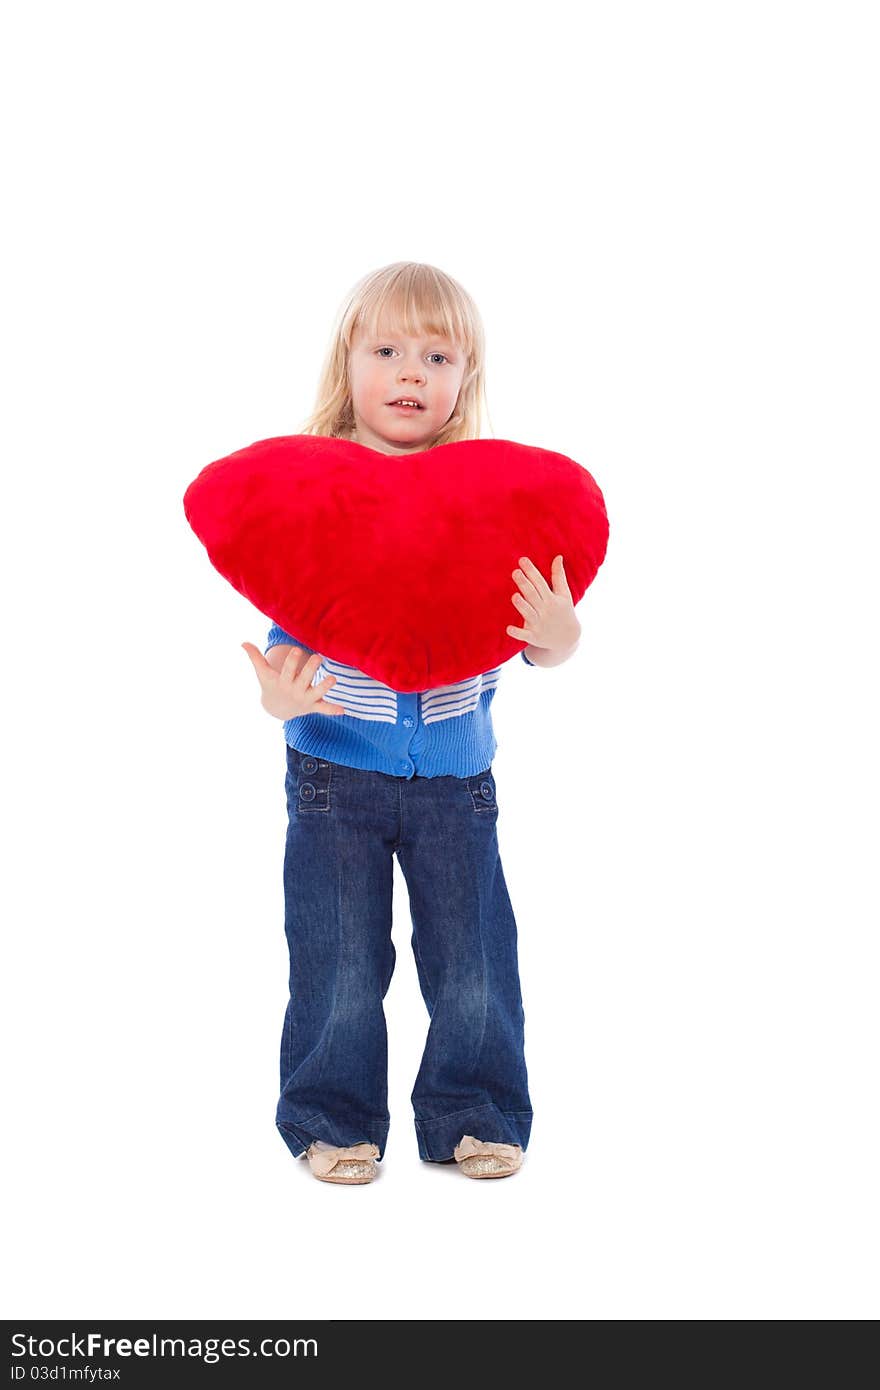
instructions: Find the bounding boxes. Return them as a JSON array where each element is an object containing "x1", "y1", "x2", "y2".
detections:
[{"x1": 3, "y1": 0, "x2": 877, "y2": 1321}]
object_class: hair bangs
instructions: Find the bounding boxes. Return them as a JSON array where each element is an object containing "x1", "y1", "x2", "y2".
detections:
[{"x1": 355, "y1": 266, "x2": 472, "y2": 359}]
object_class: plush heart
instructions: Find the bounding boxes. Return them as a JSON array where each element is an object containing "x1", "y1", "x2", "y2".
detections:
[{"x1": 183, "y1": 434, "x2": 609, "y2": 691}]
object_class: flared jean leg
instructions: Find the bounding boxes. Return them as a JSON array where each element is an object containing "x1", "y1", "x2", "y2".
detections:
[
  {"x1": 275, "y1": 749, "x2": 397, "y2": 1161},
  {"x1": 396, "y1": 766, "x2": 534, "y2": 1162}
]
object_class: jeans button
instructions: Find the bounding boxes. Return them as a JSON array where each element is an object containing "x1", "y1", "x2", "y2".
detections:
[
  {"x1": 299, "y1": 782, "x2": 316, "y2": 801},
  {"x1": 301, "y1": 756, "x2": 318, "y2": 774},
  {"x1": 480, "y1": 782, "x2": 493, "y2": 800}
]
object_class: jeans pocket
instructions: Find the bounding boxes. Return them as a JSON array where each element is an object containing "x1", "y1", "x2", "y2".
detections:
[
  {"x1": 287, "y1": 746, "x2": 333, "y2": 814},
  {"x1": 467, "y1": 767, "x2": 498, "y2": 814}
]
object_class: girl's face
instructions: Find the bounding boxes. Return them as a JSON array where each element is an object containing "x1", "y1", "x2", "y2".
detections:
[{"x1": 347, "y1": 322, "x2": 467, "y2": 454}]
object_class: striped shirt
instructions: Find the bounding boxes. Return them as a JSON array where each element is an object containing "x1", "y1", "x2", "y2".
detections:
[{"x1": 264, "y1": 622, "x2": 535, "y2": 779}]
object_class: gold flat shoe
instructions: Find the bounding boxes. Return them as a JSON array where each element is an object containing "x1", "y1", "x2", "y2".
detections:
[
  {"x1": 305, "y1": 1140, "x2": 380, "y2": 1184},
  {"x1": 453, "y1": 1134, "x2": 524, "y2": 1179}
]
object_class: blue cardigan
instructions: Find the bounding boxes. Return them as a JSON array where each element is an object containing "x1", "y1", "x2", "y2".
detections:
[{"x1": 264, "y1": 623, "x2": 535, "y2": 779}]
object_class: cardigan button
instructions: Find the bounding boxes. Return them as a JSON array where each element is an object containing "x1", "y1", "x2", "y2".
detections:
[
  {"x1": 299, "y1": 782, "x2": 316, "y2": 801},
  {"x1": 402, "y1": 717, "x2": 414, "y2": 728}
]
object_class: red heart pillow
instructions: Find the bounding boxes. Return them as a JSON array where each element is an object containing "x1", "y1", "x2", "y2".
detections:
[{"x1": 183, "y1": 434, "x2": 609, "y2": 691}]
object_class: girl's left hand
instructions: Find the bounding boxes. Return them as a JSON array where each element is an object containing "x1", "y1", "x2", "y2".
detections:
[{"x1": 506, "y1": 555, "x2": 581, "y2": 652}]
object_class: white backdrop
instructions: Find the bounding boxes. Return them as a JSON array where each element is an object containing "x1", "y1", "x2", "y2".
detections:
[{"x1": 3, "y1": 0, "x2": 877, "y2": 1321}]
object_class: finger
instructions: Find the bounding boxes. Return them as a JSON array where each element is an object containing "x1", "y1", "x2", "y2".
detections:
[
  {"x1": 308, "y1": 671, "x2": 338, "y2": 701},
  {"x1": 273, "y1": 646, "x2": 310, "y2": 683},
  {"x1": 289, "y1": 650, "x2": 324, "y2": 682},
  {"x1": 316, "y1": 701, "x2": 347, "y2": 715},
  {"x1": 513, "y1": 555, "x2": 549, "y2": 601},
  {"x1": 281, "y1": 645, "x2": 314, "y2": 664},
  {"x1": 312, "y1": 673, "x2": 345, "y2": 715},
  {"x1": 551, "y1": 554, "x2": 572, "y2": 595},
  {"x1": 506, "y1": 622, "x2": 530, "y2": 639},
  {"x1": 241, "y1": 642, "x2": 269, "y2": 673},
  {"x1": 511, "y1": 592, "x2": 538, "y2": 620}
]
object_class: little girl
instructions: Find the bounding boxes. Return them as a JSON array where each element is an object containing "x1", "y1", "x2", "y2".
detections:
[{"x1": 242, "y1": 262, "x2": 582, "y2": 1184}]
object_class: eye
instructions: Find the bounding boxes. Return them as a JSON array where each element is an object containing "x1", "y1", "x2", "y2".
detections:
[{"x1": 375, "y1": 346, "x2": 451, "y2": 364}]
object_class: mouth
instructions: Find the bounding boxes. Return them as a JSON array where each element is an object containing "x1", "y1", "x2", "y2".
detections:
[{"x1": 386, "y1": 399, "x2": 425, "y2": 411}]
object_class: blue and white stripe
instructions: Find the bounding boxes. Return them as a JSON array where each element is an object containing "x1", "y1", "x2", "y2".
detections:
[
  {"x1": 309, "y1": 653, "x2": 503, "y2": 725},
  {"x1": 314, "y1": 655, "x2": 399, "y2": 723},
  {"x1": 421, "y1": 668, "x2": 502, "y2": 723},
  {"x1": 263, "y1": 622, "x2": 532, "y2": 779}
]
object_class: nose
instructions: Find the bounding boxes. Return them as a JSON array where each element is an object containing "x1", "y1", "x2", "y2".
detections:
[{"x1": 398, "y1": 360, "x2": 426, "y2": 386}]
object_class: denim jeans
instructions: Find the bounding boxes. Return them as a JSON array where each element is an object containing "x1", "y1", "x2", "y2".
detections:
[{"x1": 276, "y1": 744, "x2": 534, "y2": 1163}]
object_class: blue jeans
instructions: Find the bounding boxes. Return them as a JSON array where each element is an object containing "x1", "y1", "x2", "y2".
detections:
[{"x1": 276, "y1": 744, "x2": 534, "y2": 1163}]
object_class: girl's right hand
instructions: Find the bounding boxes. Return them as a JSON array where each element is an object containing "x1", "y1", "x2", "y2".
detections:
[{"x1": 241, "y1": 643, "x2": 347, "y2": 719}]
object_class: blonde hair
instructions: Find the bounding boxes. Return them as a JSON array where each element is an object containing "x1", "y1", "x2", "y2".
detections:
[{"x1": 297, "y1": 261, "x2": 491, "y2": 447}]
